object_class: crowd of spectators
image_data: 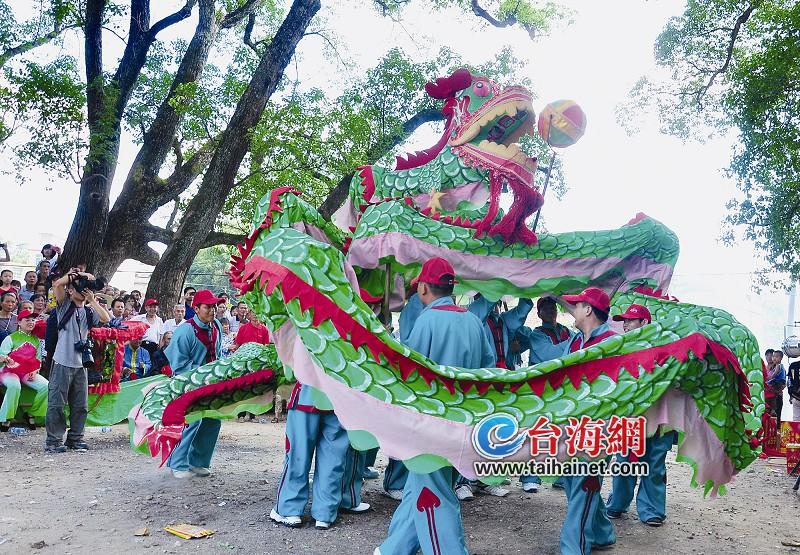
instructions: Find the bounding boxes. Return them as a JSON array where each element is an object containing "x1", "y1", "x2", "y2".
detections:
[{"x1": 0, "y1": 243, "x2": 265, "y2": 384}]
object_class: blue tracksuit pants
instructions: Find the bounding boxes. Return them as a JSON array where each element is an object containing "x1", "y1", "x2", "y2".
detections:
[
  {"x1": 167, "y1": 418, "x2": 221, "y2": 471},
  {"x1": 384, "y1": 457, "x2": 409, "y2": 492},
  {"x1": 561, "y1": 474, "x2": 616, "y2": 555},
  {"x1": 274, "y1": 409, "x2": 349, "y2": 523},
  {"x1": 606, "y1": 431, "x2": 674, "y2": 522},
  {"x1": 379, "y1": 467, "x2": 467, "y2": 555},
  {"x1": 341, "y1": 446, "x2": 366, "y2": 510}
]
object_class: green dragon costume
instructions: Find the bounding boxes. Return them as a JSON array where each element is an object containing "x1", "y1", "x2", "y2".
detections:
[{"x1": 131, "y1": 69, "x2": 763, "y2": 496}]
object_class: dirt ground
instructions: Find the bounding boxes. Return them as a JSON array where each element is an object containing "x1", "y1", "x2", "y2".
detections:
[{"x1": 0, "y1": 420, "x2": 797, "y2": 555}]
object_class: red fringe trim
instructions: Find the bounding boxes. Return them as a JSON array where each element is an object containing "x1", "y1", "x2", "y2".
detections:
[
  {"x1": 633, "y1": 286, "x2": 680, "y2": 303},
  {"x1": 229, "y1": 186, "x2": 297, "y2": 291},
  {"x1": 148, "y1": 368, "x2": 278, "y2": 466},
  {"x1": 239, "y1": 255, "x2": 752, "y2": 412},
  {"x1": 88, "y1": 321, "x2": 149, "y2": 395}
]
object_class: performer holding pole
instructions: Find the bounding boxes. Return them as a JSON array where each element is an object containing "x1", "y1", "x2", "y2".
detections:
[
  {"x1": 376, "y1": 257, "x2": 495, "y2": 555},
  {"x1": 165, "y1": 290, "x2": 224, "y2": 479},
  {"x1": 606, "y1": 304, "x2": 674, "y2": 527}
]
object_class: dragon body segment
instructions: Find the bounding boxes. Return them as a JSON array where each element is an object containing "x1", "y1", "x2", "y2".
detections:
[
  {"x1": 225, "y1": 184, "x2": 761, "y2": 496},
  {"x1": 131, "y1": 71, "x2": 763, "y2": 499}
]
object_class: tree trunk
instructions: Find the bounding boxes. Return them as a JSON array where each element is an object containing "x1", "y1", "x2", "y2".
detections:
[
  {"x1": 60, "y1": 0, "x2": 117, "y2": 273},
  {"x1": 145, "y1": 0, "x2": 321, "y2": 309},
  {"x1": 60, "y1": 0, "x2": 196, "y2": 275}
]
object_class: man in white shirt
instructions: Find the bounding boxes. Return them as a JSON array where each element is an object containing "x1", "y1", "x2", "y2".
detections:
[
  {"x1": 161, "y1": 304, "x2": 185, "y2": 335},
  {"x1": 229, "y1": 301, "x2": 248, "y2": 334},
  {"x1": 131, "y1": 298, "x2": 163, "y2": 355}
]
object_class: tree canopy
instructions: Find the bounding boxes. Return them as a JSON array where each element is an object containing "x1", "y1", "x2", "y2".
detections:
[
  {"x1": 1, "y1": 0, "x2": 569, "y2": 308},
  {"x1": 623, "y1": 0, "x2": 800, "y2": 284}
]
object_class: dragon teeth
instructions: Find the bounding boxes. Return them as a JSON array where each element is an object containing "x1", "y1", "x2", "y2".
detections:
[{"x1": 450, "y1": 99, "x2": 536, "y2": 147}]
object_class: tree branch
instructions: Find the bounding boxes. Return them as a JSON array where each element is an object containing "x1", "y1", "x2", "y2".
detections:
[
  {"x1": 470, "y1": 0, "x2": 537, "y2": 39},
  {"x1": 0, "y1": 22, "x2": 79, "y2": 69},
  {"x1": 158, "y1": 133, "x2": 221, "y2": 204},
  {"x1": 243, "y1": 12, "x2": 260, "y2": 54},
  {"x1": 318, "y1": 107, "x2": 445, "y2": 218},
  {"x1": 150, "y1": 0, "x2": 197, "y2": 37},
  {"x1": 220, "y1": 0, "x2": 263, "y2": 29},
  {"x1": 141, "y1": 223, "x2": 175, "y2": 244},
  {"x1": 202, "y1": 231, "x2": 246, "y2": 248},
  {"x1": 695, "y1": 1, "x2": 760, "y2": 106}
]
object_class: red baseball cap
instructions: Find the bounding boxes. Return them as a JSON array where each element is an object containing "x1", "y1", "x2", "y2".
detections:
[
  {"x1": 562, "y1": 287, "x2": 610, "y2": 313},
  {"x1": 144, "y1": 298, "x2": 159, "y2": 307},
  {"x1": 612, "y1": 303, "x2": 652, "y2": 323},
  {"x1": 192, "y1": 289, "x2": 221, "y2": 308},
  {"x1": 410, "y1": 257, "x2": 457, "y2": 287},
  {"x1": 17, "y1": 309, "x2": 37, "y2": 320}
]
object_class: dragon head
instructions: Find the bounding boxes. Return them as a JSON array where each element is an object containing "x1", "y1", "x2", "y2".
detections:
[{"x1": 422, "y1": 68, "x2": 537, "y2": 184}]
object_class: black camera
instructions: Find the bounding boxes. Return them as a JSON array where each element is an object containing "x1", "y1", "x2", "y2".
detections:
[
  {"x1": 72, "y1": 275, "x2": 106, "y2": 293},
  {"x1": 74, "y1": 339, "x2": 95, "y2": 369}
]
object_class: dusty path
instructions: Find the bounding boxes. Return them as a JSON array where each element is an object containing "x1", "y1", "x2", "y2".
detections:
[{"x1": 0, "y1": 421, "x2": 796, "y2": 554}]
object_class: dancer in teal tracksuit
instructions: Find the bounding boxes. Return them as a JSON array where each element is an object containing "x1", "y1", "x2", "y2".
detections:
[
  {"x1": 605, "y1": 304, "x2": 673, "y2": 526},
  {"x1": 518, "y1": 296, "x2": 572, "y2": 492},
  {"x1": 383, "y1": 292, "x2": 425, "y2": 499},
  {"x1": 166, "y1": 290, "x2": 224, "y2": 479},
  {"x1": 468, "y1": 295, "x2": 533, "y2": 370},
  {"x1": 555, "y1": 288, "x2": 619, "y2": 555},
  {"x1": 270, "y1": 380, "x2": 370, "y2": 529},
  {"x1": 377, "y1": 257, "x2": 495, "y2": 555}
]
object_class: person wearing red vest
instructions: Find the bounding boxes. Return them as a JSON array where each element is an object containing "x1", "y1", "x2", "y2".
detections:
[
  {"x1": 518, "y1": 296, "x2": 573, "y2": 493},
  {"x1": 164, "y1": 289, "x2": 223, "y2": 479},
  {"x1": 468, "y1": 294, "x2": 533, "y2": 370},
  {"x1": 556, "y1": 287, "x2": 618, "y2": 555},
  {"x1": 606, "y1": 304, "x2": 674, "y2": 527},
  {"x1": 377, "y1": 257, "x2": 494, "y2": 555}
]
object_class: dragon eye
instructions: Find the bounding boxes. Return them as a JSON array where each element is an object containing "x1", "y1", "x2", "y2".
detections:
[{"x1": 472, "y1": 81, "x2": 490, "y2": 97}]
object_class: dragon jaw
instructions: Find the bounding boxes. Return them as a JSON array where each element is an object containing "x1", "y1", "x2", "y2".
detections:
[{"x1": 449, "y1": 85, "x2": 538, "y2": 179}]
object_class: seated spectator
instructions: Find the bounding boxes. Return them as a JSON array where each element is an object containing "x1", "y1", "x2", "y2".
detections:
[
  {"x1": 235, "y1": 308, "x2": 270, "y2": 346},
  {"x1": 108, "y1": 298, "x2": 126, "y2": 328},
  {"x1": 122, "y1": 338, "x2": 151, "y2": 381},
  {"x1": 220, "y1": 318, "x2": 236, "y2": 358},
  {"x1": 161, "y1": 304, "x2": 185, "y2": 335},
  {"x1": 767, "y1": 349, "x2": 787, "y2": 426},
  {"x1": 19, "y1": 271, "x2": 37, "y2": 301},
  {"x1": 0, "y1": 269, "x2": 16, "y2": 295},
  {"x1": 230, "y1": 301, "x2": 248, "y2": 334},
  {"x1": 151, "y1": 331, "x2": 173, "y2": 377},
  {"x1": 182, "y1": 286, "x2": 196, "y2": 320},
  {"x1": 0, "y1": 242, "x2": 8, "y2": 263},
  {"x1": 30, "y1": 294, "x2": 48, "y2": 317},
  {"x1": 131, "y1": 298, "x2": 163, "y2": 354},
  {"x1": 0, "y1": 292, "x2": 18, "y2": 342},
  {"x1": 36, "y1": 260, "x2": 51, "y2": 287},
  {"x1": 0, "y1": 309, "x2": 49, "y2": 431}
]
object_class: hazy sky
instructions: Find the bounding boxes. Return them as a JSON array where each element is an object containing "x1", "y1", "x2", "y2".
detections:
[{"x1": 3, "y1": 1, "x2": 794, "y2": 354}]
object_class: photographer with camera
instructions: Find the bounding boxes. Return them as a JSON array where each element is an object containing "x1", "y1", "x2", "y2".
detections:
[{"x1": 44, "y1": 267, "x2": 109, "y2": 453}]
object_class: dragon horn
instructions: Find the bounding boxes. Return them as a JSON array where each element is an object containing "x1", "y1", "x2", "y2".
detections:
[{"x1": 425, "y1": 67, "x2": 473, "y2": 99}]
